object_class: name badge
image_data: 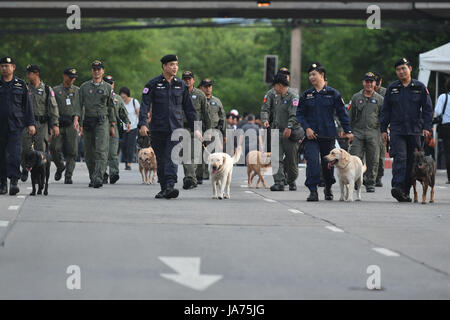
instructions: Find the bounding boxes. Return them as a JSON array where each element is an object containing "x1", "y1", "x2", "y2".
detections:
[{"x1": 66, "y1": 98, "x2": 71, "y2": 106}]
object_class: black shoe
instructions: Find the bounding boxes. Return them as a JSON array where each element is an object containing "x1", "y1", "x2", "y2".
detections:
[
  {"x1": 125, "y1": 164, "x2": 131, "y2": 170},
  {"x1": 0, "y1": 180, "x2": 7, "y2": 195},
  {"x1": 375, "y1": 180, "x2": 383, "y2": 187},
  {"x1": 183, "y1": 179, "x2": 195, "y2": 190},
  {"x1": 110, "y1": 175, "x2": 119, "y2": 184},
  {"x1": 89, "y1": 182, "x2": 93, "y2": 188},
  {"x1": 391, "y1": 187, "x2": 410, "y2": 202},
  {"x1": 324, "y1": 186, "x2": 333, "y2": 200},
  {"x1": 196, "y1": 179, "x2": 203, "y2": 185},
  {"x1": 103, "y1": 174, "x2": 109, "y2": 184},
  {"x1": 64, "y1": 177, "x2": 73, "y2": 184},
  {"x1": 155, "y1": 189, "x2": 165, "y2": 199},
  {"x1": 289, "y1": 183, "x2": 297, "y2": 191},
  {"x1": 270, "y1": 184, "x2": 284, "y2": 191},
  {"x1": 164, "y1": 185, "x2": 179, "y2": 199},
  {"x1": 307, "y1": 190, "x2": 319, "y2": 201},
  {"x1": 20, "y1": 169, "x2": 28, "y2": 182},
  {"x1": 366, "y1": 186, "x2": 375, "y2": 193},
  {"x1": 93, "y1": 181, "x2": 103, "y2": 188},
  {"x1": 9, "y1": 178, "x2": 19, "y2": 195},
  {"x1": 54, "y1": 166, "x2": 65, "y2": 181}
]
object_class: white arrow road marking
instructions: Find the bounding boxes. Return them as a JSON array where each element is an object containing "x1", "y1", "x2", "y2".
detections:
[
  {"x1": 288, "y1": 209, "x2": 304, "y2": 214},
  {"x1": 17, "y1": 195, "x2": 25, "y2": 199},
  {"x1": 159, "y1": 257, "x2": 223, "y2": 291},
  {"x1": 263, "y1": 198, "x2": 276, "y2": 203},
  {"x1": 373, "y1": 248, "x2": 400, "y2": 257},
  {"x1": 325, "y1": 226, "x2": 344, "y2": 233},
  {"x1": 0, "y1": 221, "x2": 9, "y2": 227},
  {"x1": 245, "y1": 191, "x2": 253, "y2": 194},
  {"x1": 240, "y1": 185, "x2": 248, "y2": 188}
]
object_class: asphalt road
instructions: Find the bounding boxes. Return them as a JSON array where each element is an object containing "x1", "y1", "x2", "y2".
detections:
[{"x1": 0, "y1": 162, "x2": 449, "y2": 299}]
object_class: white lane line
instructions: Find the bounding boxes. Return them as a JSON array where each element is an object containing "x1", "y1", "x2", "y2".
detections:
[
  {"x1": 264, "y1": 198, "x2": 277, "y2": 203},
  {"x1": 288, "y1": 209, "x2": 304, "y2": 214},
  {"x1": 245, "y1": 191, "x2": 253, "y2": 194},
  {"x1": 436, "y1": 186, "x2": 447, "y2": 189},
  {"x1": 27, "y1": 187, "x2": 32, "y2": 190},
  {"x1": 0, "y1": 221, "x2": 9, "y2": 227},
  {"x1": 240, "y1": 185, "x2": 248, "y2": 188},
  {"x1": 8, "y1": 205, "x2": 20, "y2": 210},
  {"x1": 373, "y1": 248, "x2": 400, "y2": 257},
  {"x1": 325, "y1": 226, "x2": 344, "y2": 233},
  {"x1": 17, "y1": 195, "x2": 25, "y2": 199}
]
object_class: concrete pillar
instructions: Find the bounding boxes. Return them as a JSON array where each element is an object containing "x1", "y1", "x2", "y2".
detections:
[{"x1": 290, "y1": 22, "x2": 302, "y2": 94}]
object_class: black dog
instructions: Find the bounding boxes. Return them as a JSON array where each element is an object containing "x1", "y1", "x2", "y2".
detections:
[
  {"x1": 411, "y1": 149, "x2": 436, "y2": 204},
  {"x1": 137, "y1": 135, "x2": 151, "y2": 150},
  {"x1": 23, "y1": 149, "x2": 51, "y2": 196}
]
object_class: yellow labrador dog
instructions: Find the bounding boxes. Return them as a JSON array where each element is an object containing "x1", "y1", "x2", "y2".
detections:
[
  {"x1": 208, "y1": 146, "x2": 242, "y2": 199},
  {"x1": 138, "y1": 147, "x2": 157, "y2": 184},
  {"x1": 246, "y1": 150, "x2": 271, "y2": 189},
  {"x1": 325, "y1": 148, "x2": 366, "y2": 202}
]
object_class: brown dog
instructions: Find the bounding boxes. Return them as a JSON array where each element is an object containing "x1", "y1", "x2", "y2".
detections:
[
  {"x1": 411, "y1": 149, "x2": 436, "y2": 204},
  {"x1": 246, "y1": 150, "x2": 271, "y2": 189},
  {"x1": 138, "y1": 147, "x2": 157, "y2": 184}
]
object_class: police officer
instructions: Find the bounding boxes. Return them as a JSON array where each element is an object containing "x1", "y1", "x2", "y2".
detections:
[
  {"x1": 102, "y1": 75, "x2": 130, "y2": 185},
  {"x1": 374, "y1": 71, "x2": 386, "y2": 187},
  {"x1": 0, "y1": 56, "x2": 35, "y2": 195},
  {"x1": 261, "y1": 73, "x2": 301, "y2": 191},
  {"x1": 181, "y1": 71, "x2": 212, "y2": 189},
  {"x1": 50, "y1": 68, "x2": 80, "y2": 184},
  {"x1": 297, "y1": 62, "x2": 353, "y2": 201},
  {"x1": 138, "y1": 54, "x2": 200, "y2": 199},
  {"x1": 198, "y1": 78, "x2": 226, "y2": 183},
  {"x1": 348, "y1": 72, "x2": 384, "y2": 193},
  {"x1": 380, "y1": 58, "x2": 433, "y2": 202},
  {"x1": 73, "y1": 60, "x2": 116, "y2": 188},
  {"x1": 21, "y1": 64, "x2": 59, "y2": 182}
]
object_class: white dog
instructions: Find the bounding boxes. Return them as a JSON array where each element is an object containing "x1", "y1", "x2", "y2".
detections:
[
  {"x1": 324, "y1": 148, "x2": 366, "y2": 202},
  {"x1": 208, "y1": 146, "x2": 242, "y2": 199}
]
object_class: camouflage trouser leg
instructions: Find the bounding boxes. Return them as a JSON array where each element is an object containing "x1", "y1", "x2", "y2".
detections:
[
  {"x1": 21, "y1": 121, "x2": 48, "y2": 168},
  {"x1": 50, "y1": 125, "x2": 78, "y2": 177},
  {"x1": 377, "y1": 138, "x2": 385, "y2": 182},
  {"x1": 350, "y1": 135, "x2": 380, "y2": 187},
  {"x1": 83, "y1": 120, "x2": 109, "y2": 184},
  {"x1": 183, "y1": 137, "x2": 199, "y2": 184},
  {"x1": 273, "y1": 136, "x2": 299, "y2": 185},
  {"x1": 50, "y1": 132, "x2": 64, "y2": 172},
  {"x1": 106, "y1": 125, "x2": 120, "y2": 178}
]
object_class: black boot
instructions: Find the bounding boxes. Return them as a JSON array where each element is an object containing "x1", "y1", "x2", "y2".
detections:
[
  {"x1": 164, "y1": 184, "x2": 179, "y2": 199},
  {"x1": 9, "y1": 178, "x2": 19, "y2": 195},
  {"x1": 0, "y1": 179, "x2": 7, "y2": 195},
  {"x1": 289, "y1": 183, "x2": 297, "y2": 191},
  {"x1": 64, "y1": 177, "x2": 73, "y2": 184},
  {"x1": 155, "y1": 187, "x2": 165, "y2": 199},
  {"x1": 324, "y1": 186, "x2": 333, "y2": 200},
  {"x1": 307, "y1": 190, "x2": 319, "y2": 201},
  {"x1": 54, "y1": 165, "x2": 65, "y2": 181},
  {"x1": 270, "y1": 183, "x2": 284, "y2": 191},
  {"x1": 20, "y1": 168, "x2": 28, "y2": 182},
  {"x1": 103, "y1": 173, "x2": 109, "y2": 184},
  {"x1": 183, "y1": 178, "x2": 195, "y2": 190},
  {"x1": 110, "y1": 175, "x2": 119, "y2": 184},
  {"x1": 391, "y1": 187, "x2": 411, "y2": 202}
]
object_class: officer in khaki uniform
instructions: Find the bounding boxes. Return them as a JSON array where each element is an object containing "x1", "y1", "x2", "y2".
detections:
[
  {"x1": 348, "y1": 72, "x2": 384, "y2": 192},
  {"x1": 102, "y1": 75, "x2": 130, "y2": 184},
  {"x1": 181, "y1": 71, "x2": 211, "y2": 189},
  {"x1": 374, "y1": 72, "x2": 386, "y2": 187},
  {"x1": 73, "y1": 60, "x2": 116, "y2": 188},
  {"x1": 21, "y1": 64, "x2": 59, "y2": 182},
  {"x1": 50, "y1": 68, "x2": 80, "y2": 184},
  {"x1": 261, "y1": 73, "x2": 301, "y2": 191},
  {"x1": 198, "y1": 78, "x2": 226, "y2": 183}
]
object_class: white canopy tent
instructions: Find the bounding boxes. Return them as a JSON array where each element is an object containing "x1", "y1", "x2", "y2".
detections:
[{"x1": 418, "y1": 42, "x2": 450, "y2": 163}]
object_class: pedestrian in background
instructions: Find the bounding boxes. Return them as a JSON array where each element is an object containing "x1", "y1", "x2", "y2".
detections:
[
  {"x1": 434, "y1": 77, "x2": 450, "y2": 183},
  {"x1": 119, "y1": 86, "x2": 140, "y2": 170}
]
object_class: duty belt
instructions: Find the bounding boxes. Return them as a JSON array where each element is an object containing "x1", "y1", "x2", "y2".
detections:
[{"x1": 35, "y1": 115, "x2": 48, "y2": 123}]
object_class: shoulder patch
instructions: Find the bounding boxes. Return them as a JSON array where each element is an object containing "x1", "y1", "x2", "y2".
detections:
[
  {"x1": 292, "y1": 98, "x2": 299, "y2": 107},
  {"x1": 263, "y1": 95, "x2": 268, "y2": 103},
  {"x1": 143, "y1": 87, "x2": 149, "y2": 94}
]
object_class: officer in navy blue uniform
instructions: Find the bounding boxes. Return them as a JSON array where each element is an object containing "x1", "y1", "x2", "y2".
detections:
[
  {"x1": 380, "y1": 57, "x2": 433, "y2": 202},
  {"x1": 297, "y1": 62, "x2": 353, "y2": 201},
  {"x1": 0, "y1": 56, "x2": 35, "y2": 195},
  {"x1": 138, "y1": 54, "x2": 200, "y2": 199}
]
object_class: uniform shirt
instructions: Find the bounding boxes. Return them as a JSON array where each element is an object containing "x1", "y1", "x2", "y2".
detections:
[
  {"x1": 207, "y1": 95, "x2": 226, "y2": 135},
  {"x1": 261, "y1": 87, "x2": 297, "y2": 124},
  {"x1": 348, "y1": 89, "x2": 384, "y2": 136},
  {"x1": 53, "y1": 84, "x2": 80, "y2": 117},
  {"x1": 29, "y1": 81, "x2": 59, "y2": 127},
  {"x1": 376, "y1": 86, "x2": 387, "y2": 97},
  {"x1": 112, "y1": 93, "x2": 130, "y2": 125},
  {"x1": 434, "y1": 93, "x2": 450, "y2": 124},
  {"x1": 297, "y1": 85, "x2": 351, "y2": 137},
  {"x1": 265, "y1": 90, "x2": 300, "y2": 131},
  {"x1": 380, "y1": 79, "x2": 433, "y2": 135},
  {"x1": 75, "y1": 80, "x2": 115, "y2": 124},
  {"x1": 183, "y1": 87, "x2": 211, "y2": 131},
  {"x1": 0, "y1": 76, "x2": 35, "y2": 130},
  {"x1": 139, "y1": 74, "x2": 197, "y2": 133}
]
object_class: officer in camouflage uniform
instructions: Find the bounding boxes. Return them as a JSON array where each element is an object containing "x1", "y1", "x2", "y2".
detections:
[
  {"x1": 50, "y1": 67, "x2": 80, "y2": 184},
  {"x1": 198, "y1": 78, "x2": 226, "y2": 183},
  {"x1": 374, "y1": 72, "x2": 386, "y2": 187},
  {"x1": 73, "y1": 60, "x2": 116, "y2": 188},
  {"x1": 102, "y1": 75, "x2": 130, "y2": 185},
  {"x1": 348, "y1": 72, "x2": 384, "y2": 192},
  {"x1": 181, "y1": 71, "x2": 211, "y2": 189},
  {"x1": 261, "y1": 73, "x2": 301, "y2": 191},
  {"x1": 21, "y1": 64, "x2": 59, "y2": 182}
]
